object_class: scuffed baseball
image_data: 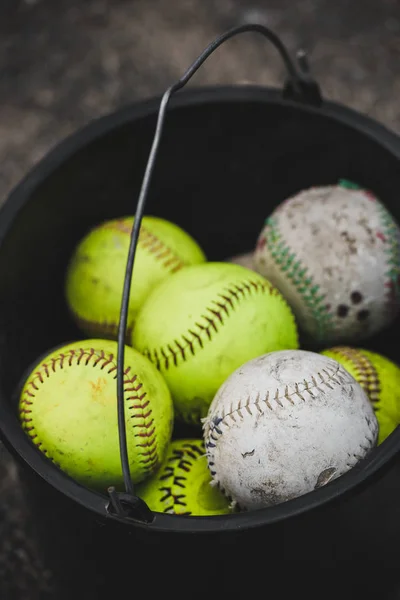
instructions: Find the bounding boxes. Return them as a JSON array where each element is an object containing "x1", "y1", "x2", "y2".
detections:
[
  {"x1": 203, "y1": 349, "x2": 378, "y2": 511},
  {"x1": 253, "y1": 182, "x2": 400, "y2": 346}
]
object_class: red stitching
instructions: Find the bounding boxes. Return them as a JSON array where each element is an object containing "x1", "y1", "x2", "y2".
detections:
[
  {"x1": 76, "y1": 348, "x2": 85, "y2": 365},
  {"x1": 19, "y1": 348, "x2": 159, "y2": 478},
  {"x1": 68, "y1": 351, "x2": 75, "y2": 367},
  {"x1": 129, "y1": 399, "x2": 150, "y2": 410},
  {"x1": 133, "y1": 422, "x2": 154, "y2": 432},
  {"x1": 135, "y1": 410, "x2": 152, "y2": 421},
  {"x1": 93, "y1": 350, "x2": 104, "y2": 367},
  {"x1": 101, "y1": 219, "x2": 188, "y2": 273}
]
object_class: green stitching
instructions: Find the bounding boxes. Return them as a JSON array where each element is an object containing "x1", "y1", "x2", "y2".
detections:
[
  {"x1": 262, "y1": 187, "x2": 400, "y2": 340},
  {"x1": 375, "y1": 198, "x2": 400, "y2": 303},
  {"x1": 338, "y1": 179, "x2": 361, "y2": 190},
  {"x1": 263, "y1": 216, "x2": 334, "y2": 340}
]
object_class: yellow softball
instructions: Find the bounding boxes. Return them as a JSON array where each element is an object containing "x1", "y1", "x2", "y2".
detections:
[
  {"x1": 321, "y1": 346, "x2": 400, "y2": 444},
  {"x1": 132, "y1": 261, "x2": 299, "y2": 424},
  {"x1": 18, "y1": 339, "x2": 174, "y2": 491},
  {"x1": 65, "y1": 215, "x2": 206, "y2": 341},
  {"x1": 136, "y1": 438, "x2": 232, "y2": 516}
]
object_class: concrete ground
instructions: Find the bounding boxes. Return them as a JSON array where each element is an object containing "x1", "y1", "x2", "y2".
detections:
[
  {"x1": 0, "y1": 0, "x2": 399, "y2": 597},
  {"x1": 1, "y1": 0, "x2": 400, "y2": 205}
]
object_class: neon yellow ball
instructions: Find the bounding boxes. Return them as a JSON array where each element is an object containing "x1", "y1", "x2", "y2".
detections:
[
  {"x1": 65, "y1": 215, "x2": 206, "y2": 341},
  {"x1": 19, "y1": 339, "x2": 174, "y2": 490},
  {"x1": 132, "y1": 261, "x2": 299, "y2": 424},
  {"x1": 321, "y1": 346, "x2": 400, "y2": 444},
  {"x1": 136, "y1": 438, "x2": 232, "y2": 516}
]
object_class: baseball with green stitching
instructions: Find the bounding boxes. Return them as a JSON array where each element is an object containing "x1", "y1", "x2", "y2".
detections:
[
  {"x1": 136, "y1": 438, "x2": 232, "y2": 515},
  {"x1": 321, "y1": 346, "x2": 400, "y2": 445},
  {"x1": 18, "y1": 339, "x2": 174, "y2": 490},
  {"x1": 65, "y1": 215, "x2": 206, "y2": 342},
  {"x1": 132, "y1": 261, "x2": 299, "y2": 425},
  {"x1": 253, "y1": 179, "x2": 400, "y2": 346}
]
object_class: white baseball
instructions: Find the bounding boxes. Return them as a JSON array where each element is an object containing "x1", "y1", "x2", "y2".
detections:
[
  {"x1": 203, "y1": 349, "x2": 378, "y2": 511},
  {"x1": 253, "y1": 183, "x2": 400, "y2": 345}
]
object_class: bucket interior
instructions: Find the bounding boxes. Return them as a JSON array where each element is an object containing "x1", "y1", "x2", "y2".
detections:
[{"x1": 0, "y1": 87, "x2": 400, "y2": 525}]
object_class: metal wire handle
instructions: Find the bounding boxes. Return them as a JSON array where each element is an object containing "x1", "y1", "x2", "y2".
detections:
[{"x1": 107, "y1": 22, "x2": 322, "y2": 522}]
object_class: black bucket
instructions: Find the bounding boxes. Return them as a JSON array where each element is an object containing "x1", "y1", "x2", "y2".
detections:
[{"x1": 1, "y1": 25, "x2": 400, "y2": 600}]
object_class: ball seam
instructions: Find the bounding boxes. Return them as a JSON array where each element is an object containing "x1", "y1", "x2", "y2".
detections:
[
  {"x1": 141, "y1": 277, "x2": 297, "y2": 370},
  {"x1": 69, "y1": 220, "x2": 194, "y2": 336},
  {"x1": 102, "y1": 219, "x2": 189, "y2": 272},
  {"x1": 203, "y1": 363, "x2": 378, "y2": 503},
  {"x1": 19, "y1": 347, "x2": 159, "y2": 478},
  {"x1": 256, "y1": 215, "x2": 334, "y2": 341},
  {"x1": 154, "y1": 441, "x2": 204, "y2": 514},
  {"x1": 325, "y1": 347, "x2": 381, "y2": 405}
]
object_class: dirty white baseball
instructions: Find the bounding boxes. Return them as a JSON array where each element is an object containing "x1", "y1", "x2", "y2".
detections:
[
  {"x1": 203, "y1": 349, "x2": 378, "y2": 511},
  {"x1": 253, "y1": 182, "x2": 400, "y2": 346}
]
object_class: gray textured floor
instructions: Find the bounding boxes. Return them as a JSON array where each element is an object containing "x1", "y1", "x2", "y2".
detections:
[
  {"x1": 1, "y1": 0, "x2": 400, "y2": 206},
  {"x1": 0, "y1": 0, "x2": 399, "y2": 597}
]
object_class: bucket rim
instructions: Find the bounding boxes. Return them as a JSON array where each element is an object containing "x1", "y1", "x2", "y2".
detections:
[
  {"x1": 1, "y1": 83, "x2": 400, "y2": 533},
  {"x1": 1, "y1": 83, "x2": 400, "y2": 232}
]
